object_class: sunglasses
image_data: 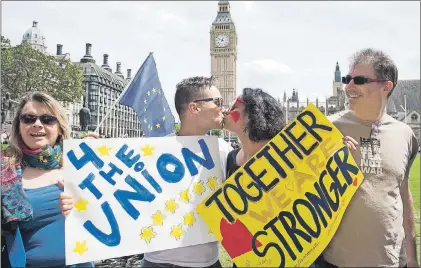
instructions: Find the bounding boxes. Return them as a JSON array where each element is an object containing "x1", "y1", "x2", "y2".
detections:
[
  {"x1": 19, "y1": 114, "x2": 58, "y2": 125},
  {"x1": 229, "y1": 97, "x2": 246, "y2": 112},
  {"x1": 192, "y1": 97, "x2": 223, "y2": 107},
  {"x1": 342, "y1": 75, "x2": 388, "y2": 85}
]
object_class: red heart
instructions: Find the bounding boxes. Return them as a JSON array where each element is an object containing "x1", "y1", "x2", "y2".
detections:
[
  {"x1": 353, "y1": 177, "x2": 358, "y2": 186},
  {"x1": 220, "y1": 218, "x2": 262, "y2": 258}
]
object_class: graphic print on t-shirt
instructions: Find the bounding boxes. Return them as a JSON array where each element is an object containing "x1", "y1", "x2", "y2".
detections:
[{"x1": 359, "y1": 137, "x2": 382, "y2": 175}]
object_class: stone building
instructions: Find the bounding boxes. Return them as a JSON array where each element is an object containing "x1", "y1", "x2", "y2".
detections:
[
  {"x1": 387, "y1": 79, "x2": 421, "y2": 143},
  {"x1": 74, "y1": 43, "x2": 141, "y2": 137},
  {"x1": 21, "y1": 21, "x2": 47, "y2": 53},
  {"x1": 210, "y1": 0, "x2": 237, "y2": 111},
  {"x1": 280, "y1": 62, "x2": 346, "y2": 123},
  {"x1": 18, "y1": 21, "x2": 141, "y2": 138}
]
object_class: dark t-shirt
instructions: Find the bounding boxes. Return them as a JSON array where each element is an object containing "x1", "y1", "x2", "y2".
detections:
[{"x1": 225, "y1": 148, "x2": 241, "y2": 180}]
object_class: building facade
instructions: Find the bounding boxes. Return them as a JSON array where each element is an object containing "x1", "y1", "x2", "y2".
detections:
[
  {"x1": 75, "y1": 43, "x2": 141, "y2": 138},
  {"x1": 210, "y1": 1, "x2": 237, "y2": 110},
  {"x1": 21, "y1": 21, "x2": 47, "y2": 53},
  {"x1": 387, "y1": 79, "x2": 421, "y2": 144},
  {"x1": 19, "y1": 21, "x2": 141, "y2": 138},
  {"x1": 280, "y1": 62, "x2": 346, "y2": 123}
]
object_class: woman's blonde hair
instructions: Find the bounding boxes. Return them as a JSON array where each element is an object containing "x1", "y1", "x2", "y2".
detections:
[{"x1": 8, "y1": 92, "x2": 70, "y2": 164}]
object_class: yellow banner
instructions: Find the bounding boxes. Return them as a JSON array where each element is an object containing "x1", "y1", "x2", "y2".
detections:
[{"x1": 196, "y1": 104, "x2": 364, "y2": 268}]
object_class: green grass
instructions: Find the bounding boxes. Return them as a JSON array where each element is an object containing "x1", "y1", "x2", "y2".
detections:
[
  {"x1": 219, "y1": 155, "x2": 421, "y2": 266},
  {"x1": 410, "y1": 155, "x2": 420, "y2": 262}
]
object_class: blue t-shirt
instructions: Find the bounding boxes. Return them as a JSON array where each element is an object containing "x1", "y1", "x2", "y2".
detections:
[{"x1": 19, "y1": 184, "x2": 93, "y2": 267}]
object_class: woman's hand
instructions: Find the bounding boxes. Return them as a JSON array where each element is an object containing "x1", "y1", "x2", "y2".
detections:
[
  {"x1": 342, "y1": 136, "x2": 358, "y2": 151},
  {"x1": 58, "y1": 180, "x2": 74, "y2": 217}
]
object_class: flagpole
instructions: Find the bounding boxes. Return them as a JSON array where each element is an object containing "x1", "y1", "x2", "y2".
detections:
[{"x1": 94, "y1": 52, "x2": 153, "y2": 133}]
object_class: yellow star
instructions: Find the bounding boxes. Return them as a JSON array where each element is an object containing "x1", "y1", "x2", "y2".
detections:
[
  {"x1": 139, "y1": 226, "x2": 156, "y2": 243},
  {"x1": 144, "y1": 108, "x2": 147, "y2": 112},
  {"x1": 152, "y1": 88, "x2": 156, "y2": 93},
  {"x1": 206, "y1": 177, "x2": 219, "y2": 191},
  {"x1": 183, "y1": 212, "x2": 196, "y2": 227},
  {"x1": 73, "y1": 240, "x2": 88, "y2": 256},
  {"x1": 144, "y1": 99, "x2": 147, "y2": 104},
  {"x1": 151, "y1": 210, "x2": 166, "y2": 226},
  {"x1": 147, "y1": 91, "x2": 151, "y2": 96},
  {"x1": 193, "y1": 181, "x2": 206, "y2": 196},
  {"x1": 158, "y1": 89, "x2": 161, "y2": 95},
  {"x1": 179, "y1": 189, "x2": 190, "y2": 204},
  {"x1": 97, "y1": 145, "x2": 112, "y2": 156},
  {"x1": 144, "y1": 118, "x2": 147, "y2": 124},
  {"x1": 141, "y1": 144, "x2": 154, "y2": 156},
  {"x1": 162, "y1": 116, "x2": 166, "y2": 121},
  {"x1": 165, "y1": 199, "x2": 178, "y2": 214},
  {"x1": 74, "y1": 198, "x2": 89, "y2": 212},
  {"x1": 148, "y1": 125, "x2": 152, "y2": 130},
  {"x1": 170, "y1": 224, "x2": 184, "y2": 240},
  {"x1": 156, "y1": 123, "x2": 161, "y2": 129}
]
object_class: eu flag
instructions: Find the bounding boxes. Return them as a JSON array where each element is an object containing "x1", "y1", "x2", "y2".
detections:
[{"x1": 119, "y1": 53, "x2": 175, "y2": 137}]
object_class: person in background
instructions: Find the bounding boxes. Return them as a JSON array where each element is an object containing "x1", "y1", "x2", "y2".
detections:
[
  {"x1": 322, "y1": 48, "x2": 419, "y2": 267},
  {"x1": 1, "y1": 92, "x2": 95, "y2": 267}
]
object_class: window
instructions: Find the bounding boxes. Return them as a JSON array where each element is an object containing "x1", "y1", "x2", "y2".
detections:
[{"x1": 411, "y1": 113, "x2": 418, "y2": 122}]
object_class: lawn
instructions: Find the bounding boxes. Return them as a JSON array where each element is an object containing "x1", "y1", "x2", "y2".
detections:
[
  {"x1": 410, "y1": 155, "x2": 420, "y2": 262},
  {"x1": 220, "y1": 155, "x2": 421, "y2": 267}
]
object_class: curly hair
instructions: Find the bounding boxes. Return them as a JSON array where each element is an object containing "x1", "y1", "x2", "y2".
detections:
[{"x1": 241, "y1": 88, "x2": 285, "y2": 142}]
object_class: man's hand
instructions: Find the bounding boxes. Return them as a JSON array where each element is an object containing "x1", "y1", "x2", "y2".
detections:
[{"x1": 342, "y1": 136, "x2": 358, "y2": 151}]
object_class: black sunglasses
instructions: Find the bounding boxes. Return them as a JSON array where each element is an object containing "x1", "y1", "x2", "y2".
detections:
[
  {"x1": 192, "y1": 97, "x2": 223, "y2": 107},
  {"x1": 19, "y1": 114, "x2": 58, "y2": 125},
  {"x1": 342, "y1": 75, "x2": 388, "y2": 85}
]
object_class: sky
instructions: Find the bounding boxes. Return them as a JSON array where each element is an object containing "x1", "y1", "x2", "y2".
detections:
[{"x1": 2, "y1": 1, "x2": 420, "y2": 121}]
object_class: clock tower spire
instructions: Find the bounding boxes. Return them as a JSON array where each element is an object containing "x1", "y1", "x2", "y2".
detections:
[{"x1": 210, "y1": 1, "x2": 237, "y2": 111}]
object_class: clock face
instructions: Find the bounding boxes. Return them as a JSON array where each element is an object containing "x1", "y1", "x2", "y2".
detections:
[{"x1": 215, "y1": 34, "x2": 229, "y2": 47}]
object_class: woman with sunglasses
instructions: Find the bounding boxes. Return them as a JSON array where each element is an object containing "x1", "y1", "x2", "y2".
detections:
[
  {"x1": 223, "y1": 88, "x2": 357, "y2": 268},
  {"x1": 1, "y1": 92, "x2": 94, "y2": 267}
]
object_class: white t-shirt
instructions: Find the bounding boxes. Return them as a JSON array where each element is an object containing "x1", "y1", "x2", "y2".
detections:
[{"x1": 144, "y1": 134, "x2": 232, "y2": 267}]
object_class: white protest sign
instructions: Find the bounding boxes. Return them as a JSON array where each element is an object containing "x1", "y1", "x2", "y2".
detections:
[{"x1": 63, "y1": 136, "x2": 223, "y2": 265}]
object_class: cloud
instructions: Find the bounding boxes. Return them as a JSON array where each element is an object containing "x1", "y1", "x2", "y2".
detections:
[
  {"x1": 161, "y1": 12, "x2": 187, "y2": 26},
  {"x1": 243, "y1": 1, "x2": 253, "y2": 11},
  {"x1": 243, "y1": 59, "x2": 292, "y2": 75},
  {"x1": 2, "y1": 0, "x2": 419, "y2": 116}
]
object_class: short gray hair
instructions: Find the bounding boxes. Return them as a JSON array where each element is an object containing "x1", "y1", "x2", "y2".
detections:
[{"x1": 350, "y1": 48, "x2": 398, "y2": 97}]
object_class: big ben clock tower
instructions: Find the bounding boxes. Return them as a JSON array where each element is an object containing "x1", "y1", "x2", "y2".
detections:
[{"x1": 210, "y1": 1, "x2": 237, "y2": 110}]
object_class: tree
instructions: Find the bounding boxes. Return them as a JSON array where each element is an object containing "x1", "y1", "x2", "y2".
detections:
[
  {"x1": 1, "y1": 36, "x2": 11, "y2": 49},
  {"x1": 1, "y1": 40, "x2": 84, "y2": 102}
]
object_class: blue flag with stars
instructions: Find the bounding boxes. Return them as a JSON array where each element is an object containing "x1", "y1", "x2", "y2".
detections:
[{"x1": 119, "y1": 53, "x2": 175, "y2": 137}]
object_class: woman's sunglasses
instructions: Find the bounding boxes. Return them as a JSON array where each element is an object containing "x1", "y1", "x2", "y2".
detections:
[
  {"x1": 192, "y1": 97, "x2": 223, "y2": 107},
  {"x1": 342, "y1": 75, "x2": 388, "y2": 85},
  {"x1": 19, "y1": 114, "x2": 58, "y2": 125}
]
